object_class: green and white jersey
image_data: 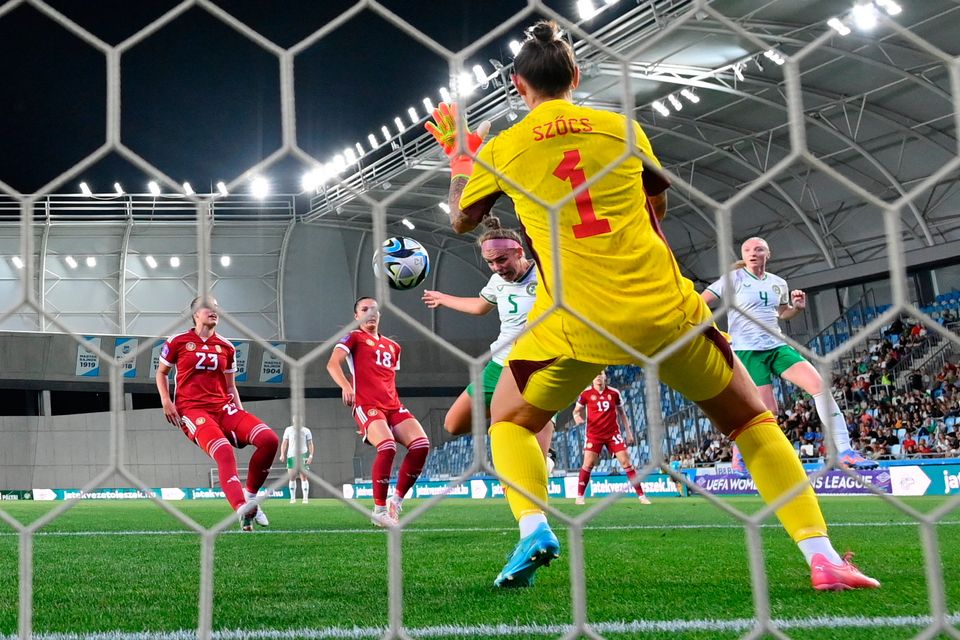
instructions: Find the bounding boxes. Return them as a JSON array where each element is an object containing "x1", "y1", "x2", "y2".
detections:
[
  {"x1": 479, "y1": 262, "x2": 538, "y2": 364},
  {"x1": 706, "y1": 268, "x2": 789, "y2": 352},
  {"x1": 282, "y1": 425, "x2": 312, "y2": 458}
]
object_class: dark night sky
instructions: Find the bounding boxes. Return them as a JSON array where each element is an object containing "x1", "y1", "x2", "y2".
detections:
[{"x1": 0, "y1": 0, "x2": 631, "y2": 195}]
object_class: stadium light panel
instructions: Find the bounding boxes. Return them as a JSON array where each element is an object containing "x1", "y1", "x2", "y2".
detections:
[
  {"x1": 680, "y1": 88, "x2": 700, "y2": 103},
  {"x1": 508, "y1": 40, "x2": 521, "y2": 56},
  {"x1": 367, "y1": 133, "x2": 379, "y2": 149},
  {"x1": 182, "y1": 182, "x2": 194, "y2": 195},
  {"x1": 763, "y1": 49, "x2": 786, "y2": 65},
  {"x1": 577, "y1": 0, "x2": 597, "y2": 20},
  {"x1": 851, "y1": 2, "x2": 878, "y2": 30},
  {"x1": 144, "y1": 255, "x2": 157, "y2": 269},
  {"x1": 220, "y1": 255, "x2": 231, "y2": 267},
  {"x1": 85, "y1": 256, "x2": 96, "y2": 268},
  {"x1": 333, "y1": 154, "x2": 346, "y2": 172},
  {"x1": 457, "y1": 71, "x2": 474, "y2": 96},
  {"x1": 652, "y1": 101, "x2": 670, "y2": 116},
  {"x1": 250, "y1": 176, "x2": 269, "y2": 199},
  {"x1": 301, "y1": 170, "x2": 319, "y2": 192},
  {"x1": 827, "y1": 17, "x2": 852, "y2": 35},
  {"x1": 169, "y1": 256, "x2": 180, "y2": 268},
  {"x1": 381, "y1": 125, "x2": 391, "y2": 142},
  {"x1": 439, "y1": 86, "x2": 452, "y2": 103},
  {"x1": 79, "y1": 182, "x2": 92, "y2": 197},
  {"x1": 472, "y1": 64, "x2": 486, "y2": 85},
  {"x1": 113, "y1": 182, "x2": 124, "y2": 195},
  {"x1": 401, "y1": 218, "x2": 415, "y2": 230},
  {"x1": 422, "y1": 97, "x2": 434, "y2": 113},
  {"x1": 355, "y1": 142, "x2": 364, "y2": 157},
  {"x1": 216, "y1": 181, "x2": 228, "y2": 197},
  {"x1": 394, "y1": 116, "x2": 405, "y2": 134},
  {"x1": 148, "y1": 181, "x2": 161, "y2": 196},
  {"x1": 64, "y1": 255, "x2": 78, "y2": 269},
  {"x1": 344, "y1": 147, "x2": 357, "y2": 164},
  {"x1": 875, "y1": 0, "x2": 901, "y2": 15},
  {"x1": 667, "y1": 94, "x2": 682, "y2": 111},
  {"x1": 11, "y1": 256, "x2": 24, "y2": 269},
  {"x1": 407, "y1": 107, "x2": 419, "y2": 124}
]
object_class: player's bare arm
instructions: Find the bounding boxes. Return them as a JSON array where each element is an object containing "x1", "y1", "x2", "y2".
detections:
[
  {"x1": 307, "y1": 439, "x2": 315, "y2": 464},
  {"x1": 225, "y1": 373, "x2": 243, "y2": 411},
  {"x1": 447, "y1": 177, "x2": 496, "y2": 233},
  {"x1": 618, "y1": 406, "x2": 635, "y2": 445},
  {"x1": 155, "y1": 362, "x2": 180, "y2": 427},
  {"x1": 779, "y1": 289, "x2": 806, "y2": 321},
  {"x1": 700, "y1": 289, "x2": 719, "y2": 307},
  {"x1": 326, "y1": 347, "x2": 355, "y2": 407},
  {"x1": 421, "y1": 289, "x2": 495, "y2": 315},
  {"x1": 572, "y1": 403, "x2": 585, "y2": 426}
]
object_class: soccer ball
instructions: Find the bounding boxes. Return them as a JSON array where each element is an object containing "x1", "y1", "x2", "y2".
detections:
[{"x1": 372, "y1": 236, "x2": 430, "y2": 290}]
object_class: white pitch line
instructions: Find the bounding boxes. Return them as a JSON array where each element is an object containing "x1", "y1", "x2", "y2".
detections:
[
  {"x1": 2, "y1": 613, "x2": 958, "y2": 640},
  {"x1": 0, "y1": 519, "x2": 957, "y2": 538}
]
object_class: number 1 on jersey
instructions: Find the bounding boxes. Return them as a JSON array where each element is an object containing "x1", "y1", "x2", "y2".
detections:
[{"x1": 553, "y1": 149, "x2": 611, "y2": 239}]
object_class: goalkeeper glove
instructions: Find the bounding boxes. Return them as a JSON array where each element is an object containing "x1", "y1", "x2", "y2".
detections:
[{"x1": 425, "y1": 102, "x2": 490, "y2": 179}]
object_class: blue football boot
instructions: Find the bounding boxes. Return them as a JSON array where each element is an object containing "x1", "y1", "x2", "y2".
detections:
[{"x1": 494, "y1": 523, "x2": 561, "y2": 588}]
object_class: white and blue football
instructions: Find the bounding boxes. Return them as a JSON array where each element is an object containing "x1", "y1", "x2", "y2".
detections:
[{"x1": 372, "y1": 236, "x2": 431, "y2": 291}]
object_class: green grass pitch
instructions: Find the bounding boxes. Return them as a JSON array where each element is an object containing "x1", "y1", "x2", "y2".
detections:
[{"x1": 0, "y1": 495, "x2": 957, "y2": 639}]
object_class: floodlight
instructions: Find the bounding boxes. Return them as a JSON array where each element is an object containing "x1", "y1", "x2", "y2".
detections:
[{"x1": 250, "y1": 176, "x2": 269, "y2": 199}]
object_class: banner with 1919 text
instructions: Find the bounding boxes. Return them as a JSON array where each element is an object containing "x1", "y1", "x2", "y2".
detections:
[{"x1": 75, "y1": 336, "x2": 101, "y2": 377}]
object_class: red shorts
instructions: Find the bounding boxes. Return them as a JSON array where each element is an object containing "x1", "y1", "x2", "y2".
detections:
[
  {"x1": 178, "y1": 401, "x2": 270, "y2": 456},
  {"x1": 352, "y1": 404, "x2": 416, "y2": 443},
  {"x1": 585, "y1": 432, "x2": 627, "y2": 455}
]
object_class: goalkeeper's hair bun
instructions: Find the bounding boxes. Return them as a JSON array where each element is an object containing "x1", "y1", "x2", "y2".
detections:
[
  {"x1": 530, "y1": 21, "x2": 558, "y2": 43},
  {"x1": 515, "y1": 20, "x2": 576, "y2": 98}
]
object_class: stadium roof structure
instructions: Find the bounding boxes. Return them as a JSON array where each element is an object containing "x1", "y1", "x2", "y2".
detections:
[{"x1": 301, "y1": 0, "x2": 960, "y2": 288}]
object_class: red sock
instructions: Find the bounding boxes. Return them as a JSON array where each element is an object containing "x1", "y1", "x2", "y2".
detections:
[
  {"x1": 372, "y1": 440, "x2": 397, "y2": 506},
  {"x1": 245, "y1": 424, "x2": 279, "y2": 494},
  {"x1": 625, "y1": 466, "x2": 645, "y2": 497},
  {"x1": 395, "y1": 437, "x2": 430, "y2": 498},
  {"x1": 208, "y1": 438, "x2": 245, "y2": 511},
  {"x1": 578, "y1": 467, "x2": 592, "y2": 497}
]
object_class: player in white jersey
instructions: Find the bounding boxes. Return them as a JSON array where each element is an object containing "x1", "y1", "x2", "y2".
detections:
[
  {"x1": 280, "y1": 425, "x2": 314, "y2": 503},
  {"x1": 702, "y1": 237, "x2": 877, "y2": 471},
  {"x1": 422, "y1": 216, "x2": 555, "y2": 461}
]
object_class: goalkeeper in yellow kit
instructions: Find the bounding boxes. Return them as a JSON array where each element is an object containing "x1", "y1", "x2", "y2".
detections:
[{"x1": 427, "y1": 19, "x2": 878, "y2": 592}]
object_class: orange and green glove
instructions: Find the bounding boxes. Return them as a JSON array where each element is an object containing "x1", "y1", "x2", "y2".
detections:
[{"x1": 425, "y1": 102, "x2": 489, "y2": 180}]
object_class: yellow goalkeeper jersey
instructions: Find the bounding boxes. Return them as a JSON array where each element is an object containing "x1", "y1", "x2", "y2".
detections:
[{"x1": 460, "y1": 100, "x2": 703, "y2": 364}]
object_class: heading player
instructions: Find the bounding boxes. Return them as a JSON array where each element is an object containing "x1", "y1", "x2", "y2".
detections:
[
  {"x1": 572, "y1": 371, "x2": 650, "y2": 505},
  {"x1": 427, "y1": 19, "x2": 878, "y2": 591},
  {"x1": 326, "y1": 297, "x2": 431, "y2": 527},
  {"x1": 156, "y1": 296, "x2": 279, "y2": 531},
  {"x1": 421, "y1": 216, "x2": 554, "y2": 458},
  {"x1": 281, "y1": 424, "x2": 314, "y2": 504}
]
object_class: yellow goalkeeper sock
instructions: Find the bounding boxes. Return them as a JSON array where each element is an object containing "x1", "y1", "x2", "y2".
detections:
[
  {"x1": 733, "y1": 411, "x2": 827, "y2": 542},
  {"x1": 490, "y1": 421, "x2": 548, "y2": 521}
]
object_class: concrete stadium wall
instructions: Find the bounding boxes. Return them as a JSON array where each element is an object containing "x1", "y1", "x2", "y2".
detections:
[{"x1": 0, "y1": 396, "x2": 461, "y2": 493}]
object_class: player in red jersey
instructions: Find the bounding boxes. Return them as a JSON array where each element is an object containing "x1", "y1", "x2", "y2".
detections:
[
  {"x1": 326, "y1": 296, "x2": 431, "y2": 527},
  {"x1": 572, "y1": 371, "x2": 650, "y2": 505},
  {"x1": 156, "y1": 296, "x2": 279, "y2": 531}
]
